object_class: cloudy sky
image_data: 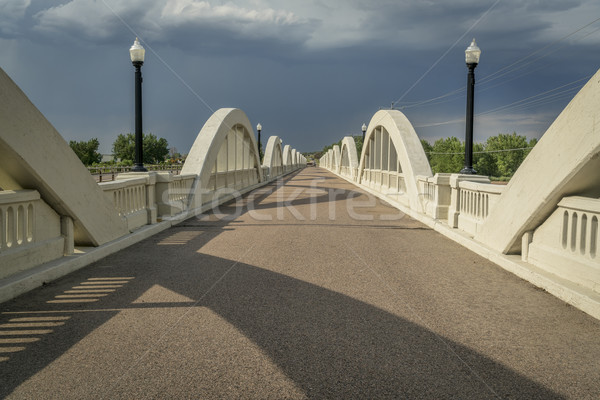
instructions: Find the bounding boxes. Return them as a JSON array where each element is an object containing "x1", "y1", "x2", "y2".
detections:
[{"x1": 1, "y1": 0, "x2": 600, "y2": 154}]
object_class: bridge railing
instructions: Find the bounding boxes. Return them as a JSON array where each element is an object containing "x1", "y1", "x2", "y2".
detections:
[
  {"x1": 449, "y1": 178, "x2": 505, "y2": 236},
  {"x1": 339, "y1": 166, "x2": 358, "y2": 181},
  {"x1": 89, "y1": 164, "x2": 183, "y2": 182},
  {"x1": 417, "y1": 174, "x2": 452, "y2": 220},
  {"x1": 361, "y1": 168, "x2": 409, "y2": 205},
  {"x1": 100, "y1": 176, "x2": 152, "y2": 232},
  {"x1": 155, "y1": 173, "x2": 196, "y2": 217},
  {"x1": 0, "y1": 190, "x2": 65, "y2": 280},
  {"x1": 526, "y1": 196, "x2": 600, "y2": 292}
]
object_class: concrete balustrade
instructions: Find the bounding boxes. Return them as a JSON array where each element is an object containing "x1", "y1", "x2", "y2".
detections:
[
  {"x1": 417, "y1": 173, "x2": 452, "y2": 220},
  {"x1": 0, "y1": 190, "x2": 65, "y2": 280},
  {"x1": 450, "y1": 177, "x2": 505, "y2": 236},
  {"x1": 155, "y1": 173, "x2": 196, "y2": 217},
  {"x1": 525, "y1": 197, "x2": 600, "y2": 293},
  {"x1": 100, "y1": 176, "x2": 153, "y2": 232}
]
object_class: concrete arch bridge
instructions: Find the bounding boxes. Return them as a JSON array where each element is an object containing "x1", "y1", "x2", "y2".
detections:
[{"x1": 1, "y1": 65, "x2": 600, "y2": 398}]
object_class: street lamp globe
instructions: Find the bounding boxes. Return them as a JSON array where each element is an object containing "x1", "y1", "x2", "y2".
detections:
[
  {"x1": 361, "y1": 123, "x2": 367, "y2": 133},
  {"x1": 465, "y1": 38, "x2": 481, "y2": 65},
  {"x1": 257, "y1": 123, "x2": 262, "y2": 131},
  {"x1": 130, "y1": 38, "x2": 145, "y2": 64}
]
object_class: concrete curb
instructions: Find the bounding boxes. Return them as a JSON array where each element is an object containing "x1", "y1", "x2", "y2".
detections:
[{"x1": 331, "y1": 169, "x2": 600, "y2": 321}]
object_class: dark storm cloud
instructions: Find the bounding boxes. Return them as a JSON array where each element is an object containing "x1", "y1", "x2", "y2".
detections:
[
  {"x1": 0, "y1": 0, "x2": 599, "y2": 153},
  {"x1": 29, "y1": 0, "x2": 318, "y2": 53}
]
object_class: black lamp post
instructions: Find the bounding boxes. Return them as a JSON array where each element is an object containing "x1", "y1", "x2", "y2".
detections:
[
  {"x1": 130, "y1": 38, "x2": 147, "y2": 172},
  {"x1": 256, "y1": 123, "x2": 262, "y2": 162},
  {"x1": 362, "y1": 123, "x2": 367, "y2": 142},
  {"x1": 460, "y1": 38, "x2": 481, "y2": 175}
]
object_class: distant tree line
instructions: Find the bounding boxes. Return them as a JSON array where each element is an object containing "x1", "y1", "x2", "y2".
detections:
[
  {"x1": 314, "y1": 132, "x2": 536, "y2": 179},
  {"x1": 112, "y1": 133, "x2": 169, "y2": 164},
  {"x1": 69, "y1": 133, "x2": 171, "y2": 166},
  {"x1": 421, "y1": 132, "x2": 537, "y2": 179}
]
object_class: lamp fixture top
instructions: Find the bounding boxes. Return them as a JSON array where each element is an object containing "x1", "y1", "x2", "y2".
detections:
[
  {"x1": 130, "y1": 37, "x2": 145, "y2": 63},
  {"x1": 465, "y1": 38, "x2": 481, "y2": 64}
]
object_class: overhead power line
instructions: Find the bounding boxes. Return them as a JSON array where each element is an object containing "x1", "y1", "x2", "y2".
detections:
[
  {"x1": 395, "y1": 16, "x2": 600, "y2": 112},
  {"x1": 426, "y1": 147, "x2": 533, "y2": 155},
  {"x1": 413, "y1": 74, "x2": 589, "y2": 128},
  {"x1": 390, "y1": 0, "x2": 501, "y2": 108}
]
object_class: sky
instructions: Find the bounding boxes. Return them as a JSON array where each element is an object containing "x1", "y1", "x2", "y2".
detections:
[{"x1": 1, "y1": 0, "x2": 600, "y2": 154}]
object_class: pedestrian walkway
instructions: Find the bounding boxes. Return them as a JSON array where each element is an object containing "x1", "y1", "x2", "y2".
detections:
[{"x1": 1, "y1": 168, "x2": 599, "y2": 399}]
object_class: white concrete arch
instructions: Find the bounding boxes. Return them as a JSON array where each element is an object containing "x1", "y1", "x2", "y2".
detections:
[
  {"x1": 358, "y1": 109, "x2": 432, "y2": 211},
  {"x1": 332, "y1": 145, "x2": 341, "y2": 172},
  {"x1": 282, "y1": 144, "x2": 293, "y2": 172},
  {"x1": 291, "y1": 149, "x2": 298, "y2": 168},
  {"x1": 327, "y1": 149, "x2": 333, "y2": 169},
  {"x1": 338, "y1": 136, "x2": 359, "y2": 179},
  {"x1": 181, "y1": 108, "x2": 262, "y2": 206},
  {"x1": 263, "y1": 135, "x2": 284, "y2": 179}
]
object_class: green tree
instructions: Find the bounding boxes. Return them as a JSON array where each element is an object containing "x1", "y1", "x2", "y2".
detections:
[
  {"x1": 69, "y1": 138, "x2": 102, "y2": 166},
  {"x1": 353, "y1": 135, "x2": 364, "y2": 157},
  {"x1": 112, "y1": 133, "x2": 135, "y2": 162},
  {"x1": 429, "y1": 136, "x2": 464, "y2": 174},
  {"x1": 476, "y1": 132, "x2": 533, "y2": 178},
  {"x1": 420, "y1": 139, "x2": 433, "y2": 164},
  {"x1": 144, "y1": 134, "x2": 170, "y2": 164},
  {"x1": 112, "y1": 133, "x2": 169, "y2": 164}
]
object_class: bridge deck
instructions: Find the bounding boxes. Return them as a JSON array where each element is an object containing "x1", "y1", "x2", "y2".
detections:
[{"x1": 1, "y1": 168, "x2": 599, "y2": 398}]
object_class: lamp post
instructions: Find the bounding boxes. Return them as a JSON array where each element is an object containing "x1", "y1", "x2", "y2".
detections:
[
  {"x1": 362, "y1": 123, "x2": 367, "y2": 142},
  {"x1": 256, "y1": 123, "x2": 262, "y2": 162},
  {"x1": 460, "y1": 38, "x2": 481, "y2": 175},
  {"x1": 130, "y1": 38, "x2": 147, "y2": 172}
]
